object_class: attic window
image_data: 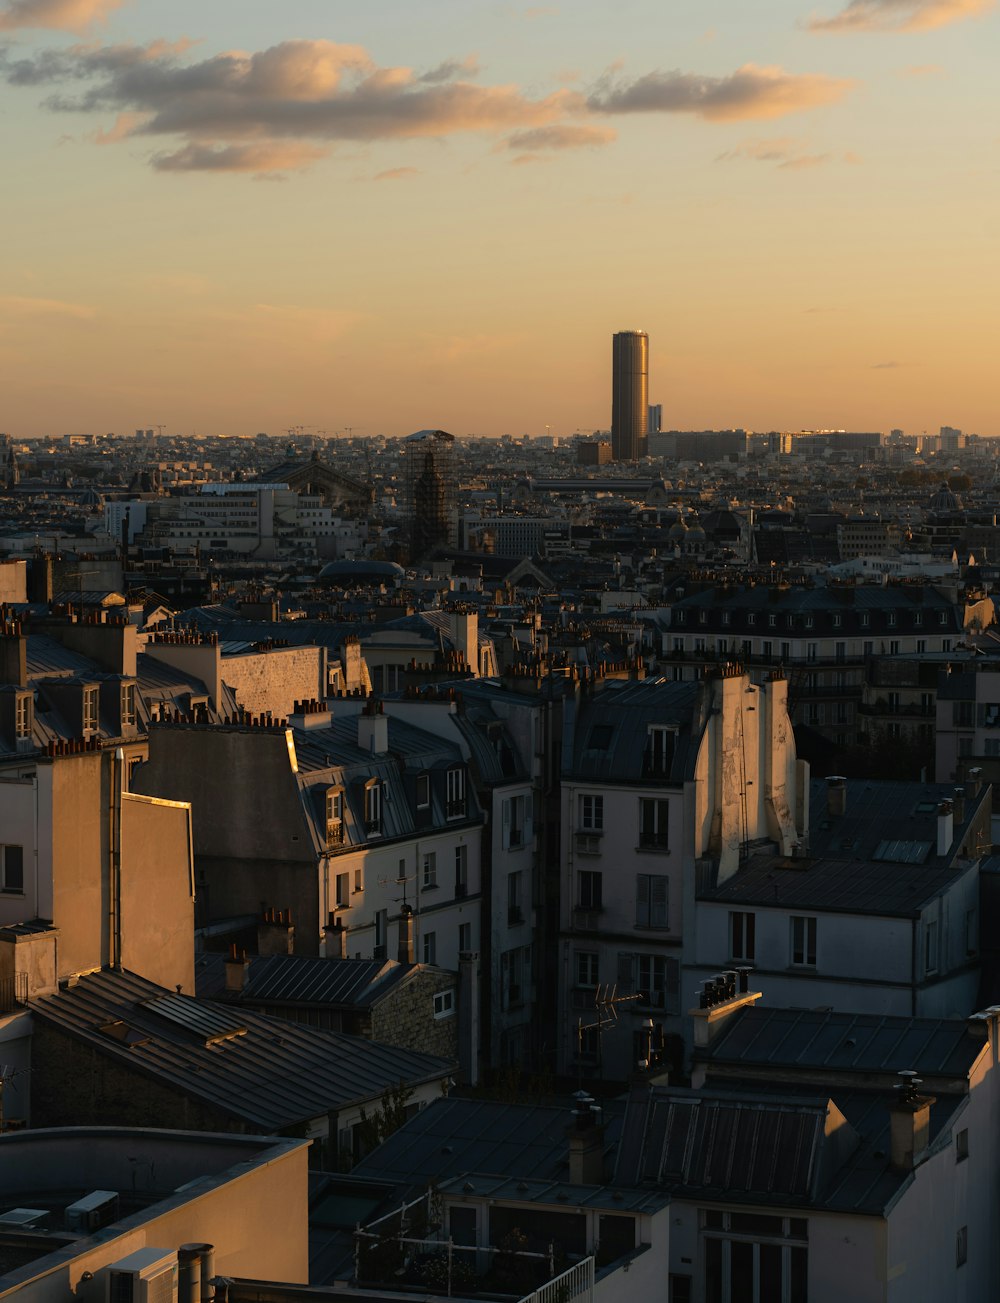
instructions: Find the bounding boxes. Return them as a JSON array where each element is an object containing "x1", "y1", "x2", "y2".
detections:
[
  {"x1": 416, "y1": 773, "x2": 430, "y2": 810},
  {"x1": 14, "y1": 693, "x2": 32, "y2": 739},
  {"x1": 83, "y1": 686, "x2": 99, "y2": 733},
  {"x1": 587, "y1": 725, "x2": 613, "y2": 751},
  {"x1": 326, "y1": 787, "x2": 344, "y2": 846},
  {"x1": 98, "y1": 1020, "x2": 150, "y2": 1049}
]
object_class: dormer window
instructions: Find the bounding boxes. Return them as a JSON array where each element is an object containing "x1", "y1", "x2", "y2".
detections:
[
  {"x1": 643, "y1": 725, "x2": 676, "y2": 778},
  {"x1": 416, "y1": 773, "x2": 430, "y2": 810},
  {"x1": 14, "y1": 693, "x2": 31, "y2": 739},
  {"x1": 364, "y1": 780, "x2": 383, "y2": 835},
  {"x1": 446, "y1": 767, "x2": 465, "y2": 819},
  {"x1": 121, "y1": 683, "x2": 136, "y2": 728},
  {"x1": 326, "y1": 787, "x2": 344, "y2": 846},
  {"x1": 83, "y1": 686, "x2": 99, "y2": 733}
]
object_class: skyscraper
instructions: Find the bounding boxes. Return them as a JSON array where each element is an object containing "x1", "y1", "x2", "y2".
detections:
[{"x1": 611, "y1": 330, "x2": 649, "y2": 461}]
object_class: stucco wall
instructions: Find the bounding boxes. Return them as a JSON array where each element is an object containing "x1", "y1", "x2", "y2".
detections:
[{"x1": 120, "y1": 794, "x2": 195, "y2": 993}]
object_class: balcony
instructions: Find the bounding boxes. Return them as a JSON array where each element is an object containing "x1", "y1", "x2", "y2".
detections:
[
  {"x1": 325, "y1": 821, "x2": 344, "y2": 847},
  {"x1": 446, "y1": 799, "x2": 465, "y2": 819}
]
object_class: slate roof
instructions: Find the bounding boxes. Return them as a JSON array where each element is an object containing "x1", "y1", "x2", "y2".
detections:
[
  {"x1": 563, "y1": 678, "x2": 704, "y2": 784},
  {"x1": 30, "y1": 969, "x2": 453, "y2": 1131},
  {"x1": 196, "y1": 953, "x2": 408, "y2": 1008},
  {"x1": 702, "y1": 1007, "x2": 987, "y2": 1084}
]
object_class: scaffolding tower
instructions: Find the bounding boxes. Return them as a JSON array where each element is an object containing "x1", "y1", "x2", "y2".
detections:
[{"x1": 403, "y1": 428, "x2": 456, "y2": 564}]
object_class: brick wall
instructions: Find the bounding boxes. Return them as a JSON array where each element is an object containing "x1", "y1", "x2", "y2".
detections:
[{"x1": 370, "y1": 968, "x2": 458, "y2": 1061}]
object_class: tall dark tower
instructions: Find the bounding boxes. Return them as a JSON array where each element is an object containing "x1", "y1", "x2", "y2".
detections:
[
  {"x1": 404, "y1": 429, "x2": 456, "y2": 563},
  {"x1": 611, "y1": 330, "x2": 649, "y2": 461}
]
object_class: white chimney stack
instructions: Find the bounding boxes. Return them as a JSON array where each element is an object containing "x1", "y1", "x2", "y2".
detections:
[{"x1": 937, "y1": 800, "x2": 954, "y2": 858}]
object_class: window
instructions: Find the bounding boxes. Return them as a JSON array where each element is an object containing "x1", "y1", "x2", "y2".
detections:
[
  {"x1": 459, "y1": 922, "x2": 472, "y2": 952},
  {"x1": 580, "y1": 794, "x2": 604, "y2": 831},
  {"x1": 889, "y1": 640, "x2": 900, "y2": 656},
  {"x1": 120, "y1": 683, "x2": 136, "y2": 727},
  {"x1": 416, "y1": 773, "x2": 430, "y2": 809},
  {"x1": 374, "y1": 909, "x2": 388, "y2": 958},
  {"x1": 335, "y1": 871, "x2": 350, "y2": 909},
  {"x1": 14, "y1": 694, "x2": 31, "y2": 739},
  {"x1": 861, "y1": 612, "x2": 870, "y2": 628},
  {"x1": 326, "y1": 788, "x2": 343, "y2": 846},
  {"x1": 83, "y1": 686, "x2": 99, "y2": 732},
  {"x1": 762, "y1": 641, "x2": 772, "y2": 659},
  {"x1": 0, "y1": 845, "x2": 24, "y2": 894},
  {"x1": 423, "y1": 930, "x2": 437, "y2": 965},
  {"x1": 917, "y1": 639, "x2": 926, "y2": 654},
  {"x1": 576, "y1": 950, "x2": 599, "y2": 988},
  {"x1": 832, "y1": 614, "x2": 841, "y2": 629},
  {"x1": 364, "y1": 780, "x2": 382, "y2": 835},
  {"x1": 454, "y1": 844, "x2": 468, "y2": 896},
  {"x1": 952, "y1": 700, "x2": 974, "y2": 728},
  {"x1": 433, "y1": 989, "x2": 455, "y2": 1019},
  {"x1": 790, "y1": 916, "x2": 816, "y2": 967},
  {"x1": 637, "y1": 954, "x2": 668, "y2": 1008},
  {"x1": 507, "y1": 871, "x2": 523, "y2": 926},
  {"x1": 863, "y1": 640, "x2": 873, "y2": 657},
  {"x1": 353, "y1": 868, "x2": 363, "y2": 894},
  {"x1": 644, "y1": 726, "x2": 676, "y2": 776},
  {"x1": 636, "y1": 874, "x2": 669, "y2": 929},
  {"x1": 422, "y1": 851, "x2": 437, "y2": 889},
  {"x1": 695, "y1": 637, "x2": 706, "y2": 653},
  {"x1": 956, "y1": 1129, "x2": 969, "y2": 1162},
  {"x1": 807, "y1": 643, "x2": 818, "y2": 663},
  {"x1": 578, "y1": 870, "x2": 603, "y2": 910},
  {"x1": 925, "y1": 919, "x2": 939, "y2": 975},
  {"x1": 639, "y1": 799, "x2": 669, "y2": 849},
  {"x1": 730, "y1": 911, "x2": 756, "y2": 962},
  {"x1": 722, "y1": 612, "x2": 731, "y2": 626},
  {"x1": 504, "y1": 794, "x2": 528, "y2": 848},
  {"x1": 702, "y1": 1211, "x2": 807, "y2": 1303},
  {"x1": 446, "y1": 767, "x2": 465, "y2": 818},
  {"x1": 887, "y1": 612, "x2": 897, "y2": 628},
  {"x1": 747, "y1": 613, "x2": 756, "y2": 627}
]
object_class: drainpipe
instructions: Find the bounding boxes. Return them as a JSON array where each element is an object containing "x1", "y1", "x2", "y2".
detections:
[{"x1": 110, "y1": 747, "x2": 124, "y2": 970}]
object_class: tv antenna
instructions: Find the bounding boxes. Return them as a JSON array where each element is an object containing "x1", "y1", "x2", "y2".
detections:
[{"x1": 576, "y1": 984, "x2": 639, "y2": 1085}]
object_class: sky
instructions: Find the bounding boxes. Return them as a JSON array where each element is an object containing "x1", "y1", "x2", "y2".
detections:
[{"x1": 0, "y1": 0, "x2": 997, "y2": 440}]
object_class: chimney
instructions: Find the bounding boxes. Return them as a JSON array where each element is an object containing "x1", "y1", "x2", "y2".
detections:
[
  {"x1": 224, "y1": 945, "x2": 250, "y2": 992},
  {"x1": 690, "y1": 969, "x2": 762, "y2": 1048},
  {"x1": 826, "y1": 775, "x2": 847, "y2": 818},
  {"x1": 358, "y1": 703, "x2": 389, "y2": 755},
  {"x1": 324, "y1": 915, "x2": 347, "y2": 959},
  {"x1": 397, "y1": 903, "x2": 414, "y2": 964},
  {"x1": 937, "y1": 800, "x2": 954, "y2": 857},
  {"x1": 257, "y1": 907, "x2": 295, "y2": 956},
  {"x1": 0, "y1": 626, "x2": 27, "y2": 688},
  {"x1": 966, "y1": 767, "x2": 983, "y2": 800},
  {"x1": 567, "y1": 1091, "x2": 605, "y2": 1185},
  {"x1": 952, "y1": 787, "x2": 966, "y2": 825},
  {"x1": 177, "y1": 1247, "x2": 202, "y2": 1303},
  {"x1": 890, "y1": 1073, "x2": 936, "y2": 1172}
]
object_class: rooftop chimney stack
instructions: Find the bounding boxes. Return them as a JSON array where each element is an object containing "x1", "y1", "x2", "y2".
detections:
[
  {"x1": 966, "y1": 767, "x2": 983, "y2": 800},
  {"x1": 952, "y1": 787, "x2": 966, "y2": 825},
  {"x1": 890, "y1": 1072, "x2": 936, "y2": 1172},
  {"x1": 358, "y1": 702, "x2": 389, "y2": 755},
  {"x1": 224, "y1": 945, "x2": 250, "y2": 992},
  {"x1": 567, "y1": 1090, "x2": 605, "y2": 1185},
  {"x1": 826, "y1": 776, "x2": 847, "y2": 818},
  {"x1": 397, "y1": 903, "x2": 414, "y2": 964},
  {"x1": 937, "y1": 800, "x2": 954, "y2": 858}
]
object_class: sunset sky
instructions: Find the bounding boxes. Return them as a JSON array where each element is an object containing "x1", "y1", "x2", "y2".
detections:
[{"x1": 1, "y1": 0, "x2": 997, "y2": 439}]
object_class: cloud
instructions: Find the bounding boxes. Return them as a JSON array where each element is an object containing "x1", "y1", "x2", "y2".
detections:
[
  {"x1": 151, "y1": 140, "x2": 330, "y2": 174},
  {"x1": 0, "y1": 37, "x2": 581, "y2": 174},
  {"x1": 871, "y1": 360, "x2": 902, "y2": 368},
  {"x1": 373, "y1": 165, "x2": 419, "y2": 180},
  {"x1": 808, "y1": 0, "x2": 994, "y2": 32},
  {"x1": 0, "y1": 0, "x2": 123, "y2": 31},
  {"x1": 899, "y1": 62, "x2": 943, "y2": 74},
  {"x1": 0, "y1": 294, "x2": 94, "y2": 318},
  {"x1": 588, "y1": 62, "x2": 853, "y2": 121},
  {"x1": 505, "y1": 123, "x2": 616, "y2": 150},
  {"x1": 716, "y1": 136, "x2": 858, "y2": 169}
]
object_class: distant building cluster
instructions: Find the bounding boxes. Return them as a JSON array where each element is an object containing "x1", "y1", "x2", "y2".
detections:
[{"x1": 1, "y1": 408, "x2": 1000, "y2": 1302}]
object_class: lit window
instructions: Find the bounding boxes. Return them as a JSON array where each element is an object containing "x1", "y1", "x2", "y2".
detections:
[
  {"x1": 83, "y1": 686, "x2": 99, "y2": 732},
  {"x1": 120, "y1": 683, "x2": 136, "y2": 727},
  {"x1": 14, "y1": 694, "x2": 31, "y2": 739},
  {"x1": 326, "y1": 788, "x2": 343, "y2": 846}
]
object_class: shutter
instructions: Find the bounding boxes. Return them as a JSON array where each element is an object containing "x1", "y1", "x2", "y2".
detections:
[
  {"x1": 652, "y1": 876, "x2": 669, "y2": 927},
  {"x1": 636, "y1": 874, "x2": 649, "y2": 925},
  {"x1": 618, "y1": 952, "x2": 635, "y2": 985}
]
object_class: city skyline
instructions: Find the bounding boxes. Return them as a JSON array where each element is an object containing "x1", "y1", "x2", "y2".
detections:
[{"x1": 0, "y1": 0, "x2": 997, "y2": 438}]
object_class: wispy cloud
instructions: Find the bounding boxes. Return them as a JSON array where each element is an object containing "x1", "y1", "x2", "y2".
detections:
[
  {"x1": 716, "y1": 136, "x2": 858, "y2": 168},
  {"x1": 871, "y1": 360, "x2": 902, "y2": 368},
  {"x1": 809, "y1": 0, "x2": 994, "y2": 32},
  {"x1": 588, "y1": 63, "x2": 853, "y2": 121},
  {"x1": 0, "y1": 0, "x2": 123, "y2": 31},
  {"x1": 505, "y1": 124, "x2": 615, "y2": 150},
  {"x1": 373, "y1": 165, "x2": 419, "y2": 180},
  {"x1": 151, "y1": 140, "x2": 331, "y2": 174},
  {"x1": 0, "y1": 294, "x2": 95, "y2": 318}
]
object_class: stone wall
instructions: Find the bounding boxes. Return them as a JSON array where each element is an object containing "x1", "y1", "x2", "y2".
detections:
[
  {"x1": 222, "y1": 646, "x2": 326, "y2": 718},
  {"x1": 370, "y1": 967, "x2": 458, "y2": 1061}
]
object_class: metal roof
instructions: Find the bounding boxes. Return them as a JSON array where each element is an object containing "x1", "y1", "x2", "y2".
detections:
[
  {"x1": 703, "y1": 1007, "x2": 986, "y2": 1082},
  {"x1": 30, "y1": 969, "x2": 453, "y2": 1131},
  {"x1": 196, "y1": 953, "x2": 405, "y2": 1008},
  {"x1": 564, "y1": 679, "x2": 703, "y2": 784}
]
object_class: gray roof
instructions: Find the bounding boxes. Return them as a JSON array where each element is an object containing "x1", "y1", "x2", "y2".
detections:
[
  {"x1": 564, "y1": 678, "x2": 704, "y2": 784},
  {"x1": 352, "y1": 1097, "x2": 623, "y2": 1199},
  {"x1": 30, "y1": 969, "x2": 452, "y2": 1131},
  {"x1": 702, "y1": 1006, "x2": 986, "y2": 1084},
  {"x1": 196, "y1": 953, "x2": 408, "y2": 1008}
]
